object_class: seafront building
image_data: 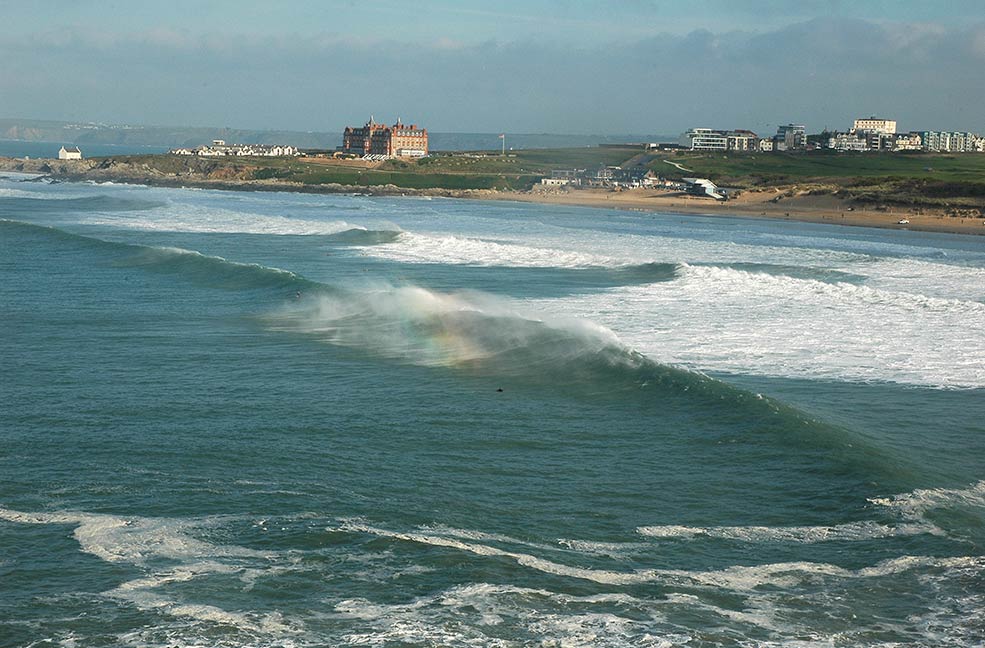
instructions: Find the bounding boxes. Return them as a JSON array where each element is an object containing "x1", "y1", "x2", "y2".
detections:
[
  {"x1": 58, "y1": 146, "x2": 82, "y2": 160},
  {"x1": 679, "y1": 128, "x2": 729, "y2": 151},
  {"x1": 828, "y1": 132, "x2": 869, "y2": 152},
  {"x1": 919, "y1": 131, "x2": 985, "y2": 153},
  {"x1": 851, "y1": 117, "x2": 897, "y2": 135},
  {"x1": 342, "y1": 118, "x2": 428, "y2": 158},
  {"x1": 775, "y1": 124, "x2": 806, "y2": 151},
  {"x1": 679, "y1": 125, "x2": 812, "y2": 152},
  {"x1": 679, "y1": 128, "x2": 761, "y2": 152},
  {"x1": 170, "y1": 140, "x2": 301, "y2": 157},
  {"x1": 824, "y1": 116, "x2": 985, "y2": 153}
]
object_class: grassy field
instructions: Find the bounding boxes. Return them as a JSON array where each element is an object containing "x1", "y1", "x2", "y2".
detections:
[
  {"x1": 650, "y1": 151, "x2": 985, "y2": 184},
  {"x1": 648, "y1": 151, "x2": 985, "y2": 208},
  {"x1": 84, "y1": 149, "x2": 985, "y2": 207},
  {"x1": 105, "y1": 147, "x2": 641, "y2": 191}
]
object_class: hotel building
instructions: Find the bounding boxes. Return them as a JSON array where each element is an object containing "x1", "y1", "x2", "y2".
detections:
[
  {"x1": 342, "y1": 118, "x2": 429, "y2": 157},
  {"x1": 851, "y1": 117, "x2": 897, "y2": 135}
]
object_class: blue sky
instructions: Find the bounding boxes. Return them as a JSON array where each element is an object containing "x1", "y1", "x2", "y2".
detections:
[{"x1": 1, "y1": 1, "x2": 983, "y2": 134}]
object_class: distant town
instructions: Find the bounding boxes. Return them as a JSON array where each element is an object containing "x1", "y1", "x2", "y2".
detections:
[
  {"x1": 674, "y1": 118, "x2": 985, "y2": 154},
  {"x1": 160, "y1": 115, "x2": 983, "y2": 161}
]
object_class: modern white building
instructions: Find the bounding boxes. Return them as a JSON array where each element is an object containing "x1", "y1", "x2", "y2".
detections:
[
  {"x1": 681, "y1": 177, "x2": 726, "y2": 201},
  {"x1": 924, "y1": 131, "x2": 984, "y2": 153},
  {"x1": 851, "y1": 117, "x2": 897, "y2": 135},
  {"x1": 828, "y1": 133, "x2": 869, "y2": 151},
  {"x1": 679, "y1": 128, "x2": 728, "y2": 151},
  {"x1": 58, "y1": 146, "x2": 83, "y2": 160},
  {"x1": 893, "y1": 133, "x2": 922, "y2": 151}
]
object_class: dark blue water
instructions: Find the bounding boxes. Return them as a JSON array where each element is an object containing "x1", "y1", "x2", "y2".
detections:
[
  {"x1": 1, "y1": 174, "x2": 983, "y2": 647},
  {"x1": 0, "y1": 140, "x2": 168, "y2": 159}
]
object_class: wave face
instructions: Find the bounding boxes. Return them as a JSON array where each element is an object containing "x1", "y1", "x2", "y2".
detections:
[
  {"x1": 2, "y1": 177, "x2": 984, "y2": 647},
  {"x1": 0, "y1": 193, "x2": 167, "y2": 212}
]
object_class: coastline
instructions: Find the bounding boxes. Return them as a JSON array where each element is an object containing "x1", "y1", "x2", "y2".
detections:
[
  {"x1": 3, "y1": 155, "x2": 984, "y2": 236},
  {"x1": 487, "y1": 187, "x2": 985, "y2": 236}
]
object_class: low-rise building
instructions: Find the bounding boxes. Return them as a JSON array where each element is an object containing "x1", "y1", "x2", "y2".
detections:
[
  {"x1": 170, "y1": 143, "x2": 301, "y2": 157},
  {"x1": 919, "y1": 131, "x2": 982, "y2": 153},
  {"x1": 893, "y1": 133, "x2": 922, "y2": 151},
  {"x1": 540, "y1": 177, "x2": 572, "y2": 186},
  {"x1": 726, "y1": 130, "x2": 758, "y2": 151},
  {"x1": 852, "y1": 117, "x2": 897, "y2": 135},
  {"x1": 58, "y1": 146, "x2": 82, "y2": 160},
  {"x1": 680, "y1": 128, "x2": 761, "y2": 152},
  {"x1": 679, "y1": 128, "x2": 728, "y2": 151},
  {"x1": 681, "y1": 177, "x2": 726, "y2": 201},
  {"x1": 828, "y1": 133, "x2": 869, "y2": 151},
  {"x1": 775, "y1": 124, "x2": 806, "y2": 151}
]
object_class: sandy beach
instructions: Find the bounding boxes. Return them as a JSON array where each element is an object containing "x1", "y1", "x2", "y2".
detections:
[{"x1": 488, "y1": 187, "x2": 985, "y2": 236}]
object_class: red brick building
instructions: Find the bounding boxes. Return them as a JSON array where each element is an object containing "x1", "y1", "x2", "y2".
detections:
[{"x1": 343, "y1": 118, "x2": 428, "y2": 157}]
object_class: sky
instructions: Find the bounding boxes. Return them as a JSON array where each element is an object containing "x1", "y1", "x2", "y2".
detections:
[{"x1": 1, "y1": 0, "x2": 983, "y2": 135}]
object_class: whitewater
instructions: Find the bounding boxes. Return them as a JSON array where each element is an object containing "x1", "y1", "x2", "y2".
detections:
[{"x1": 1, "y1": 173, "x2": 983, "y2": 647}]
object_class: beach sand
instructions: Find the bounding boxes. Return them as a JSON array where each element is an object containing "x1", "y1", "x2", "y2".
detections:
[{"x1": 487, "y1": 187, "x2": 985, "y2": 236}]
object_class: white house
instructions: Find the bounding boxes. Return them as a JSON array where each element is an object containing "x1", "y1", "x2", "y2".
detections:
[{"x1": 58, "y1": 146, "x2": 83, "y2": 160}]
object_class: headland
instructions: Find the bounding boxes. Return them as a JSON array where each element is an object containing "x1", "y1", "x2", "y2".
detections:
[{"x1": 2, "y1": 147, "x2": 984, "y2": 236}]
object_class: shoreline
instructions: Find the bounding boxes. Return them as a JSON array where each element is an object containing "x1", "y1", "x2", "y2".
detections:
[
  {"x1": 486, "y1": 187, "x2": 985, "y2": 237},
  {"x1": 2, "y1": 156, "x2": 984, "y2": 236}
]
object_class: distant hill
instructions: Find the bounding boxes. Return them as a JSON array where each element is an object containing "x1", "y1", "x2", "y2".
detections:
[{"x1": 0, "y1": 118, "x2": 675, "y2": 152}]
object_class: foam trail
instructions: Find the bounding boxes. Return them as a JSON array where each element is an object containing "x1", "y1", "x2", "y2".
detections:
[
  {"x1": 370, "y1": 231, "x2": 629, "y2": 267},
  {"x1": 88, "y1": 204, "x2": 359, "y2": 235},
  {"x1": 869, "y1": 480, "x2": 985, "y2": 519},
  {"x1": 363, "y1": 226, "x2": 869, "y2": 269},
  {"x1": 0, "y1": 508, "x2": 288, "y2": 634},
  {"x1": 636, "y1": 520, "x2": 943, "y2": 543},
  {"x1": 339, "y1": 520, "x2": 979, "y2": 590}
]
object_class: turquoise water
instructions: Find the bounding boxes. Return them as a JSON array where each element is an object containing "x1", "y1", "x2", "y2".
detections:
[{"x1": 1, "y1": 174, "x2": 983, "y2": 647}]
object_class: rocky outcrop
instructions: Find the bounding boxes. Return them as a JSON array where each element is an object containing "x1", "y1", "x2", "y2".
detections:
[{"x1": 0, "y1": 156, "x2": 503, "y2": 200}]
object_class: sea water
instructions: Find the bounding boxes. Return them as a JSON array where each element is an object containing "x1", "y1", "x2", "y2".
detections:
[{"x1": 1, "y1": 173, "x2": 983, "y2": 647}]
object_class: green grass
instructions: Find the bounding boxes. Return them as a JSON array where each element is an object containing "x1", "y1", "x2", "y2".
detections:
[
  {"x1": 91, "y1": 148, "x2": 639, "y2": 191},
  {"x1": 405, "y1": 147, "x2": 638, "y2": 175},
  {"x1": 651, "y1": 151, "x2": 985, "y2": 185},
  {"x1": 291, "y1": 168, "x2": 539, "y2": 190}
]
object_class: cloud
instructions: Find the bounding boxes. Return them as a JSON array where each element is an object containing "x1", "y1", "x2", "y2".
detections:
[{"x1": 0, "y1": 17, "x2": 982, "y2": 134}]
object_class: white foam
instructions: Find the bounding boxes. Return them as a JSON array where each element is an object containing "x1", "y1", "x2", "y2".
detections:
[
  {"x1": 846, "y1": 256, "x2": 985, "y2": 303},
  {"x1": 531, "y1": 262, "x2": 985, "y2": 388},
  {"x1": 333, "y1": 583, "x2": 669, "y2": 648},
  {"x1": 361, "y1": 224, "x2": 867, "y2": 270},
  {"x1": 340, "y1": 520, "x2": 978, "y2": 591},
  {"x1": 636, "y1": 520, "x2": 943, "y2": 543},
  {"x1": 370, "y1": 231, "x2": 628, "y2": 267},
  {"x1": 0, "y1": 507, "x2": 287, "y2": 635},
  {"x1": 556, "y1": 538, "x2": 649, "y2": 558},
  {"x1": 88, "y1": 201, "x2": 358, "y2": 236},
  {"x1": 0, "y1": 187, "x2": 39, "y2": 198},
  {"x1": 868, "y1": 480, "x2": 985, "y2": 519}
]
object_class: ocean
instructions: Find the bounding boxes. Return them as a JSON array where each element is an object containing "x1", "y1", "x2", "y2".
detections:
[
  {"x1": 0, "y1": 141, "x2": 169, "y2": 160},
  {"x1": 1, "y1": 173, "x2": 983, "y2": 647}
]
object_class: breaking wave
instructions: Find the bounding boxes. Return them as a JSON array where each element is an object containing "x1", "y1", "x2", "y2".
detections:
[{"x1": 324, "y1": 227, "x2": 403, "y2": 245}]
